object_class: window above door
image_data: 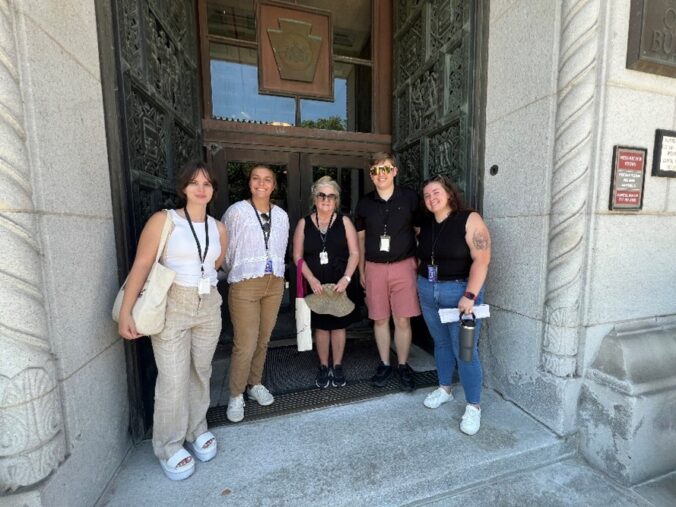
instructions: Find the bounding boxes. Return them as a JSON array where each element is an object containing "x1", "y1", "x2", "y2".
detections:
[{"x1": 199, "y1": 0, "x2": 376, "y2": 133}]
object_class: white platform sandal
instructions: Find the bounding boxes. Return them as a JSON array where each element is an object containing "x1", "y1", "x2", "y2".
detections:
[
  {"x1": 159, "y1": 448, "x2": 194, "y2": 481},
  {"x1": 185, "y1": 431, "x2": 217, "y2": 462}
]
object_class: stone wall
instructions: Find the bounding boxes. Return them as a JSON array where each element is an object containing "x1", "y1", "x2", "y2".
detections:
[
  {"x1": 577, "y1": 3, "x2": 676, "y2": 485},
  {"x1": 482, "y1": 0, "x2": 585, "y2": 435},
  {"x1": 482, "y1": 0, "x2": 676, "y2": 478},
  {"x1": 3, "y1": 1, "x2": 132, "y2": 504}
]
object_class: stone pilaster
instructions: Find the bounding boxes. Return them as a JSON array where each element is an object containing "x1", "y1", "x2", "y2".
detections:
[
  {"x1": 542, "y1": 0, "x2": 600, "y2": 378},
  {"x1": 0, "y1": 0, "x2": 66, "y2": 492}
]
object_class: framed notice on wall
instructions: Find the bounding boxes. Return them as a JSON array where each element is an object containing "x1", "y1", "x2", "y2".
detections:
[
  {"x1": 609, "y1": 146, "x2": 647, "y2": 211},
  {"x1": 652, "y1": 129, "x2": 676, "y2": 177}
]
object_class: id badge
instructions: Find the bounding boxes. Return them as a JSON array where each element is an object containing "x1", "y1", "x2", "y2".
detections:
[
  {"x1": 379, "y1": 234, "x2": 391, "y2": 252},
  {"x1": 265, "y1": 258, "x2": 273, "y2": 274},
  {"x1": 427, "y1": 264, "x2": 438, "y2": 283},
  {"x1": 319, "y1": 251, "x2": 329, "y2": 265},
  {"x1": 198, "y1": 276, "x2": 211, "y2": 295}
]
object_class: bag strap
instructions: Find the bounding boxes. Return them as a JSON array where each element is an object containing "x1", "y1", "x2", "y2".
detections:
[
  {"x1": 296, "y1": 258, "x2": 306, "y2": 298},
  {"x1": 155, "y1": 210, "x2": 173, "y2": 264}
]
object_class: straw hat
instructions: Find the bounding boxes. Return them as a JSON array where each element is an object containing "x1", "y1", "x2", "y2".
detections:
[{"x1": 304, "y1": 283, "x2": 355, "y2": 317}]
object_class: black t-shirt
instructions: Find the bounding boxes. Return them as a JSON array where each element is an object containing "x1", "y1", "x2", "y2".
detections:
[
  {"x1": 416, "y1": 210, "x2": 473, "y2": 280},
  {"x1": 354, "y1": 186, "x2": 421, "y2": 263}
]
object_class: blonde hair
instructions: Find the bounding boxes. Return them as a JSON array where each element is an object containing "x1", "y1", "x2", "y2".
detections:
[{"x1": 310, "y1": 176, "x2": 341, "y2": 211}]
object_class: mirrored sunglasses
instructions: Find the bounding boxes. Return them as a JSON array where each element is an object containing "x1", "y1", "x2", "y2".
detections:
[{"x1": 369, "y1": 165, "x2": 394, "y2": 176}]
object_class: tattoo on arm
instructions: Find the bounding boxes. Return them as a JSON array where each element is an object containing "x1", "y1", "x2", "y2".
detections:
[{"x1": 472, "y1": 230, "x2": 490, "y2": 250}]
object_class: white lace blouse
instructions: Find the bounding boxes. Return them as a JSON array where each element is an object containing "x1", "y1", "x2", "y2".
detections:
[{"x1": 221, "y1": 200, "x2": 289, "y2": 284}]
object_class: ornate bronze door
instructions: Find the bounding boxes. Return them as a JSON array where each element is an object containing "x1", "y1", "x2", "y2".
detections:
[
  {"x1": 110, "y1": 0, "x2": 203, "y2": 438},
  {"x1": 393, "y1": 0, "x2": 486, "y2": 206}
]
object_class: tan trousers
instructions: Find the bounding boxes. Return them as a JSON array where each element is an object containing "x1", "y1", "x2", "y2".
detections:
[
  {"x1": 150, "y1": 284, "x2": 222, "y2": 460},
  {"x1": 228, "y1": 275, "x2": 285, "y2": 396}
]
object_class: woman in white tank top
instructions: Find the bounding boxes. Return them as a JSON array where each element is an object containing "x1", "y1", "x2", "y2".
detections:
[{"x1": 118, "y1": 160, "x2": 227, "y2": 481}]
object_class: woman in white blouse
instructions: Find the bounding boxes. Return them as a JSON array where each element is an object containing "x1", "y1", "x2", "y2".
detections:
[{"x1": 221, "y1": 165, "x2": 289, "y2": 423}]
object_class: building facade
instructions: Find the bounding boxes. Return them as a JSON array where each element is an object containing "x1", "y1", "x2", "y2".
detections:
[{"x1": 1, "y1": 1, "x2": 674, "y2": 505}]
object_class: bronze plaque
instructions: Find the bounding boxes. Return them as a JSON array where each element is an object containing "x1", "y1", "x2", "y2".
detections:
[
  {"x1": 609, "y1": 146, "x2": 647, "y2": 211},
  {"x1": 627, "y1": 0, "x2": 676, "y2": 78},
  {"x1": 258, "y1": 1, "x2": 333, "y2": 100}
]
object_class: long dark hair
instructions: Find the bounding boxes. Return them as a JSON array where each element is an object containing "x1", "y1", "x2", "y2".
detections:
[
  {"x1": 176, "y1": 160, "x2": 218, "y2": 207},
  {"x1": 421, "y1": 174, "x2": 472, "y2": 213}
]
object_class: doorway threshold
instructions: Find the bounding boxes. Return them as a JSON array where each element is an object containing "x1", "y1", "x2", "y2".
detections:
[{"x1": 207, "y1": 369, "x2": 438, "y2": 426}]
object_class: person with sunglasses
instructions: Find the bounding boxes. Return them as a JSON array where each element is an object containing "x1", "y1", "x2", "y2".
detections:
[
  {"x1": 416, "y1": 175, "x2": 491, "y2": 435},
  {"x1": 221, "y1": 165, "x2": 289, "y2": 423},
  {"x1": 354, "y1": 152, "x2": 422, "y2": 391},
  {"x1": 292, "y1": 176, "x2": 360, "y2": 388}
]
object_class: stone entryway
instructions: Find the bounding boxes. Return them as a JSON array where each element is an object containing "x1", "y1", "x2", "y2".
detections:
[{"x1": 97, "y1": 388, "x2": 661, "y2": 506}]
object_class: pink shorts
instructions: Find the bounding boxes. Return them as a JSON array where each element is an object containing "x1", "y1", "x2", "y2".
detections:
[{"x1": 364, "y1": 257, "x2": 421, "y2": 321}]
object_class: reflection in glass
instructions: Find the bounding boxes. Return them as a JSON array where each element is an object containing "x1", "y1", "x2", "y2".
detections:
[
  {"x1": 207, "y1": 1, "x2": 256, "y2": 42},
  {"x1": 207, "y1": 0, "x2": 372, "y2": 132},
  {"x1": 211, "y1": 44, "x2": 295, "y2": 124},
  {"x1": 297, "y1": 0, "x2": 371, "y2": 58},
  {"x1": 301, "y1": 62, "x2": 371, "y2": 132}
]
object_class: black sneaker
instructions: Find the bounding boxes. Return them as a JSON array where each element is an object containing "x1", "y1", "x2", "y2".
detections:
[
  {"x1": 370, "y1": 362, "x2": 393, "y2": 387},
  {"x1": 331, "y1": 364, "x2": 346, "y2": 387},
  {"x1": 315, "y1": 365, "x2": 330, "y2": 388},
  {"x1": 397, "y1": 363, "x2": 415, "y2": 392}
]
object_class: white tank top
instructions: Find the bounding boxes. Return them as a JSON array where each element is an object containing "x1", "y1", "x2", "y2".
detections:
[{"x1": 163, "y1": 209, "x2": 221, "y2": 287}]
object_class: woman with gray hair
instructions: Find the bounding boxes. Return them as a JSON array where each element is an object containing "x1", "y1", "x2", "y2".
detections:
[{"x1": 292, "y1": 176, "x2": 360, "y2": 388}]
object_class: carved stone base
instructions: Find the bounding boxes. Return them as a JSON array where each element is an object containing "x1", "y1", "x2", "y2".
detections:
[
  {"x1": 0, "y1": 366, "x2": 66, "y2": 492},
  {"x1": 579, "y1": 324, "x2": 676, "y2": 485}
]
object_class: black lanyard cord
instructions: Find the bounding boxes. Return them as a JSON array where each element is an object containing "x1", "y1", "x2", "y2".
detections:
[
  {"x1": 183, "y1": 208, "x2": 209, "y2": 275},
  {"x1": 315, "y1": 211, "x2": 335, "y2": 252},
  {"x1": 250, "y1": 200, "x2": 272, "y2": 251},
  {"x1": 430, "y1": 214, "x2": 450, "y2": 265}
]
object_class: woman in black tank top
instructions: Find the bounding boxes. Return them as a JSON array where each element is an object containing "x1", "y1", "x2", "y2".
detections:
[
  {"x1": 416, "y1": 175, "x2": 491, "y2": 436},
  {"x1": 292, "y1": 177, "x2": 360, "y2": 388}
]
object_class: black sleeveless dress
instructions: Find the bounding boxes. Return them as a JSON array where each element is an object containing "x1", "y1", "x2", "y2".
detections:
[{"x1": 303, "y1": 213, "x2": 360, "y2": 330}]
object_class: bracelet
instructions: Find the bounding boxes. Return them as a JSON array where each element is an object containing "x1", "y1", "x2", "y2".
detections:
[
  {"x1": 463, "y1": 291, "x2": 476, "y2": 301},
  {"x1": 343, "y1": 275, "x2": 352, "y2": 283}
]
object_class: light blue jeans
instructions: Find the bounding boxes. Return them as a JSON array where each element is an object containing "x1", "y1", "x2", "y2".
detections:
[{"x1": 417, "y1": 276, "x2": 484, "y2": 404}]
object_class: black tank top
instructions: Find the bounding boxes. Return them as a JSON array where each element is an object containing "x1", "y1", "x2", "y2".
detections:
[
  {"x1": 416, "y1": 210, "x2": 473, "y2": 280},
  {"x1": 303, "y1": 213, "x2": 349, "y2": 284}
]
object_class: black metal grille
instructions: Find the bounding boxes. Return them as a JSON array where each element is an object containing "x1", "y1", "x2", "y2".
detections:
[{"x1": 207, "y1": 370, "x2": 438, "y2": 426}]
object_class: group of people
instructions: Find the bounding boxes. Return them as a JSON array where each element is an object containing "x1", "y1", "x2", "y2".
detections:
[{"x1": 117, "y1": 152, "x2": 491, "y2": 481}]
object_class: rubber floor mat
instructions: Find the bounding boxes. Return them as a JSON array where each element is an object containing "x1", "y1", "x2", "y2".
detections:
[{"x1": 207, "y1": 338, "x2": 439, "y2": 426}]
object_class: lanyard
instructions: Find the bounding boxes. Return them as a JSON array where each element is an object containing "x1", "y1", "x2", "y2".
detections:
[
  {"x1": 316, "y1": 211, "x2": 335, "y2": 252},
  {"x1": 183, "y1": 208, "x2": 209, "y2": 276},
  {"x1": 381, "y1": 206, "x2": 391, "y2": 236},
  {"x1": 430, "y1": 214, "x2": 450, "y2": 265},
  {"x1": 250, "y1": 200, "x2": 271, "y2": 252},
  {"x1": 377, "y1": 188, "x2": 395, "y2": 236}
]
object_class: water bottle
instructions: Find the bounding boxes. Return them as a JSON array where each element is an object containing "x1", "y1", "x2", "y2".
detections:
[{"x1": 459, "y1": 313, "x2": 476, "y2": 362}]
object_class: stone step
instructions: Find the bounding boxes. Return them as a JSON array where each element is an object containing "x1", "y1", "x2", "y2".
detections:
[{"x1": 99, "y1": 388, "x2": 574, "y2": 506}]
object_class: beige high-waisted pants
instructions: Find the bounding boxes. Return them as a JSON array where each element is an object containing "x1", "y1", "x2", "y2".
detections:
[
  {"x1": 150, "y1": 284, "x2": 222, "y2": 460},
  {"x1": 228, "y1": 275, "x2": 285, "y2": 396}
]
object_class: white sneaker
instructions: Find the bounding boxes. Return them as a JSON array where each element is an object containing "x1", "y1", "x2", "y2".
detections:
[
  {"x1": 460, "y1": 404, "x2": 481, "y2": 435},
  {"x1": 226, "y1": 394, "x2": 245, "y2": 423},
  {"x1": 247, "y1": 384, "x2": 274, "y2": 406},
  {"x1": 423, "y1": 387, "x2": 453, "y2": 409}
]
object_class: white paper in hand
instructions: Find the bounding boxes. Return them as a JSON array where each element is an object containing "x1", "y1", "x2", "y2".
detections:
[{"x1": 438, "y1": 304, "x2": 490, "y2": 323}]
